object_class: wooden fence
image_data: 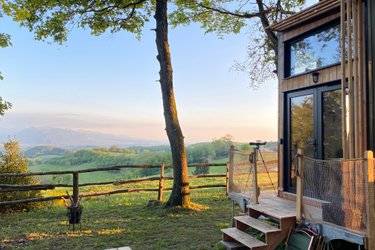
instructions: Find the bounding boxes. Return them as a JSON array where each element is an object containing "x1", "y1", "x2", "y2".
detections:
[{"x1": 0, "y1": 163, "x2": 229, "y2": 206}]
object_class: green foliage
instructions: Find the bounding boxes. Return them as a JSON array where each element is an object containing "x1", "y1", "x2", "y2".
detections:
[
  {"x1": 3, "y1": 0, "x2": 154, "y2": 44},
  {"x1": 23, "y1": 145, "x2": 73, "y2": 158},
  {"x1": 171, "y1": 0, "x2": 308, "y2": 88},
  {"x1": 0, "y1": 8, "x2": 12, "y2": 111},
  {"x1": 0, "y1": 96, "x2": 12, "y2": 115},
  {"x1": 0, "y1": 140, "x2": 42, "y2": 212}
]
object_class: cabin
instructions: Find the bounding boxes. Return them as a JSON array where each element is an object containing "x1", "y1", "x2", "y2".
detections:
[{"x1": 221, "y1": 0, "x2": 375, "y2": 249}]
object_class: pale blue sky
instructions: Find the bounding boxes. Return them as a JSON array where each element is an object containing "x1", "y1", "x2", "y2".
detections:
[{"x1": 0, "y1": 1, "x2": 317, "y2": 144}]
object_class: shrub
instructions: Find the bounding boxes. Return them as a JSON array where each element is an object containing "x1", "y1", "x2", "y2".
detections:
[{"x1": 0, "y1": 140, "x2": 43, "y2": 212}]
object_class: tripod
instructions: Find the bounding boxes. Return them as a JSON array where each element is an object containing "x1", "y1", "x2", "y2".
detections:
[{"x1": 249, "y1": 141, "x2": 277, "y2": 204}]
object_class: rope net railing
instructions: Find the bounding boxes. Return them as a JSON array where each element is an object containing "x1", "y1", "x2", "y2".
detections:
[
  {"x1": 228, "y1": 150, "x2": 278, "y2": 199},
  {"x1": 301, "y1": 156, "x2": 370, "y2": 232}
]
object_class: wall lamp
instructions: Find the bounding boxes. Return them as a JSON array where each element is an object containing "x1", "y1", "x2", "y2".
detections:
[{"x1": 312, "y1": 72, "x2": 320, "y2": 83}]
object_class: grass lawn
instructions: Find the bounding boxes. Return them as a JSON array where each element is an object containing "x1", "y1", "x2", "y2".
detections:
[{"x1": 0, "y1": 181, "x2": 240, "y2": 250}]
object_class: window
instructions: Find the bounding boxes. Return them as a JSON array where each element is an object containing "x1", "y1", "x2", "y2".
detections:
[{"x1": 285, "y1": 22, "x2": 341, "y2": 77}]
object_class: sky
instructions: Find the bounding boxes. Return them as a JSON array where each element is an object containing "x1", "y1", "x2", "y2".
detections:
[{"x1": 0, "y1": 1, "x2": 318, "y2": 144}]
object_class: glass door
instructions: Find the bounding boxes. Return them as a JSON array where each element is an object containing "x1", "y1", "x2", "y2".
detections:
[
  {"x1": 285, "y1": 84, "x2": 342, "y2": 192},
  {"x1": 321, "y1": 88, "x2": 343, "y2": 159}
]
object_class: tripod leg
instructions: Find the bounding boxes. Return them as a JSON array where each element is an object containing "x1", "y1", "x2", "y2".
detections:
[{"x1": 258, "y1": 149, "x2": 277, "y2": 194}]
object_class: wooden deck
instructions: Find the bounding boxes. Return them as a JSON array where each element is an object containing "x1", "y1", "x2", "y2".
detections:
[{"x1": 254, "y1": 192, "x2": 323, "y2": 221}]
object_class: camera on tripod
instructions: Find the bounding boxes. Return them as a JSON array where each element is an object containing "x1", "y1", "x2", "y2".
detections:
[{"x1": 249, "y1": 140, "x2": 267, "y2": 147}]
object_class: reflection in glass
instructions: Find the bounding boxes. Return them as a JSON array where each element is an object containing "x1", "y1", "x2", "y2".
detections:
[
  {"x1": 290, "y1": 94, "x2": 314, "y2": 187},
  {"x1": 290, "y1": 24, "x2": 341, "y2": 75},
  {"x1": 323, "y1": 89, "x2": 343, "y2": 159}
]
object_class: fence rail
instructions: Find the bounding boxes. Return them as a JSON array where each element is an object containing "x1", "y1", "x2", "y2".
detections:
[{"x1": 0, "y1": 163, "x2": 229, "y2": 206}]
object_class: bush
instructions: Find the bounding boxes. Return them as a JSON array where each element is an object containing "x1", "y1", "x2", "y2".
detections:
[{"x1": 0, "y1": 140, "x2": 43, "y2": 212}]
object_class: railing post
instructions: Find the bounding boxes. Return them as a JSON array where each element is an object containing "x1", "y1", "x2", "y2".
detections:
[
  {"x1": 366, "y1": 150, "x2": 375, "y2": 249},
  {"x1": 296, "y1": 148, "x2": 303, "y2": 223},
  {"x1": 158, "y1": 162, "x2": 165, "y2": 202},
  {"x1": 228, "y1": 145, "x2": 235, "y2": 194},
  {"x1": 252, "y1": 146, "x2": 259, "y2": 204},
  {"x1": 226, "y1": 162, "x2": 229, "y2": 196},
  {"x1": 72, "y1": 172, "x2": 79, "y2": 205}
]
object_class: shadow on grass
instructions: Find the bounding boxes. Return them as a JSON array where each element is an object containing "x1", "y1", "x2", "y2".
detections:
[{"x1": 0, "y1": 189, "x2": 237, "y2": 250}]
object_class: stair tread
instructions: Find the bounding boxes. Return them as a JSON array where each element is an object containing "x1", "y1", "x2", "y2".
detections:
[
  {"x1": 222, "y1": 228, "x2": 267, "y2": 248},
  {"x1": 235, "y1": 216, "x2": 281, "y2": 233},
  {"x1": 248, "y1": 199, "x2": 296, "y2": 220},
  {"x1": 220, "y1": 240, "x2": 246, "y2": 249}
]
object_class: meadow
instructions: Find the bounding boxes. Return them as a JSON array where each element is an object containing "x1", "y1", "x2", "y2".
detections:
[
  {"x1": 0, "y1": 182, "x2": 237, "y2": 250},
  {"x1": 0, "y1": 141, "x2": 278, "y2": 249}
]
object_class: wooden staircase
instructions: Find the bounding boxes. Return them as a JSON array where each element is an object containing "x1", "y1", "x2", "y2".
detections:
[{"x1": 221, "y1": 197, "x2": 296, "y2": 250}]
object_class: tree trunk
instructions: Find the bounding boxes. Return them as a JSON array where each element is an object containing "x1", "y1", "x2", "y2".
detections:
[{"x1": 154, "y1": 0, "x2": 190, "y2": 207}]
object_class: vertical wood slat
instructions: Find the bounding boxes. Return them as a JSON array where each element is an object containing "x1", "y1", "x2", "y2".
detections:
[
  {"x1": 347, "y1": 0, "x2": 355, "y2": 159},
  {"x1": 296, "y1": 148, "x2": 303, "y2": 223},
  {"x1": 365, "y1": 151, "x2": 375, "y2": 249},
  {"x1": 72, "y1": 172, "x2": 79, "y2": 205},
  {"x1": 341, "y1": 0, "x2": 348, "y2": 159},
  {"x1": 352, "y1": 0, "x2": 360, "y2": 210},
  {"x1": 157, "y1": 163, "x2": 164, "y2": 202},
  {"x1": 359, "y1": 1, "x2": 367, "y2": 157},
  {"x1": 353, "y1": 0, "x2": 360, "y2": 159}
]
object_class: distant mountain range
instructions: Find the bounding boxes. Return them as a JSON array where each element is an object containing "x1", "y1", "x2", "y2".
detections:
[{"x1": 0, "y1": 127, "x2": 164, "y2": 148}]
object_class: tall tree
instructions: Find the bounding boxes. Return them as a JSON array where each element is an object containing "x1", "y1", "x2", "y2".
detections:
[
  {"x1": 171, "y1": 0, "x2": 308, "y2": 88},
  {"x1": 3, "y1": 0, "x2": 190, "y2": 207}
]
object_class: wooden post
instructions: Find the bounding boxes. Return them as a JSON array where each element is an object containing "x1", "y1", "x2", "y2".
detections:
[
  {"x1": 353, "y1": 0, "x2": 360, "y2": 159},
  {"x1": 252, "y1": 146, "x2": 259, "y2": 204},
  {"x1": 157, "y1": 163, "x2": 165, "y2": 202},
  {"x1": 228, "y1": 145, "x2": 235, "y2": 193},
  {"x1": 225, "y1": 162, "x2": 229, "y2": 196},
  {"x1": 347, "y1": 0, "x2": 356, "y2": 159},
  {"x1": 296, "y1": 148, "x2": 303, "y2": 223},
  {"x1": 341, "y1": 0, "x2": 348, "y2": 159},
  {"x1": 72, "y1": 172, "x2": 79, "y2": 205},
  {"x1": 366, "y1": 151, "x2": 375, "y2": 249}
]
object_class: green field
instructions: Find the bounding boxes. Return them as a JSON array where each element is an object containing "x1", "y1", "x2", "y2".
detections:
[
  {"x1": 0, "y1": 184, "x2": 236, "y2": 250},
  {"x1": 0, "y1": 147, "x2": 279, "y2": 250}
]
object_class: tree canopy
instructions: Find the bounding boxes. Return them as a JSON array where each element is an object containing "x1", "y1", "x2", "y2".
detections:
[
  {"x1": 0, "y1": 8, "x2": 12, "y2": 115},
  {"x1": 170, "y1": 0, "x2": 308, "y2": 88},
  {"x1": 2, "y1": 0, "x2": 195, "y2": 207}
]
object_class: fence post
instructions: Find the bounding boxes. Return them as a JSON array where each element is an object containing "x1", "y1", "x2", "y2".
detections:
[
  {"x1": 296, "y1": 148, "x2": 303, "y2": 223},
  {"x1": 252, "y1": 146, "x2": 259, "y2": 204},
  {"x1": 73, "y1": 172, "x2": 79, "y2": 205},
  {"x1": 226, "y1": 162, "x2": 229, "y2": 196},
  {"x1": 366, "y1": 151, "x2": 375, "y2": 249},
  {"x1": 228, "y1": 145, "x2": 235, "y2": 194},
  {"x1": 158, "y1": 163, "x2": 165, "y2": 202}
]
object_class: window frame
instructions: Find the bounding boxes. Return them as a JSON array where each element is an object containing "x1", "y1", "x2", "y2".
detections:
[{"x1": 283, "y1": 18, "x2": 341, "y2": 79}]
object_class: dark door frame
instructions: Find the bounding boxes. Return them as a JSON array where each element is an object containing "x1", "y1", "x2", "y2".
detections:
[{"x1": 283, "y1": 82, "x2": 341, "y2": 192}]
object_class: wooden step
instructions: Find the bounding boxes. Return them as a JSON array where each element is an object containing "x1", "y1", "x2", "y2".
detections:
[
  {"x1": 234, "y1": 216, "x2": 281, "y2": 234},
  {"x1": 219, "y1": 240, "x2": 247, "y2": 250},
  {"x1": 247, "y1": 198, "x2": 296, "y2": 221},
  {"x1": 222, "y1": 228, "x2": 267, "y2": 250}
]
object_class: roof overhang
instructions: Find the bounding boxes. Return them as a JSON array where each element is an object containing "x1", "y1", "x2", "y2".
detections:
[{"x1": 268, "y1": 0, "x2": 340, "y2": 32}]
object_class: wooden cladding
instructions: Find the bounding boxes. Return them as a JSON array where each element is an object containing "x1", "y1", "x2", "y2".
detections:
[
  {"x1": 340, "y1": 0, "x2": 366, "y2": 159},
  {"x1": 278, "y1": 0, "x2": 367, "y2": 158}
]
